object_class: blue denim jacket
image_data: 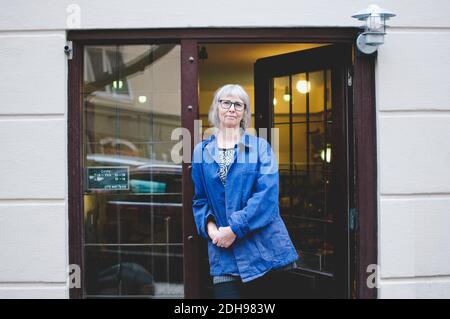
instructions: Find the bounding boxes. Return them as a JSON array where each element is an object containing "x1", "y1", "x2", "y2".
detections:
[{"x1": 191, "y1": 132, "x2": 299, "y2": 282}]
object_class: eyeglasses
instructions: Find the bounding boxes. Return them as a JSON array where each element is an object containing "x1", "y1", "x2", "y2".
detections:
[{"x1": 219, "y1": 99, "x2": 246, "y2": 111}]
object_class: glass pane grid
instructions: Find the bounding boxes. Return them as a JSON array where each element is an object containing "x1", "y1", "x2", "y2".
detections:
[{"x1": 275, "y1": 69, "x2": 334, "y2": 274}]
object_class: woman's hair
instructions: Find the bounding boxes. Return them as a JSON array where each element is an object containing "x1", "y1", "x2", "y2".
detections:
[{"x1": 208, "y1": 84, "x2": 252, "y2": 130}]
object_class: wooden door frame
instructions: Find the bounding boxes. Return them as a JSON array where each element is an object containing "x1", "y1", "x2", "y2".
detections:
[{"x1": 67, "y1": 28, "x2": 377, "y2": 299}]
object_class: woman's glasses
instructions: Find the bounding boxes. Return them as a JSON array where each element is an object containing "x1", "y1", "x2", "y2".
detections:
[{"x1": 219, "y1": 99, "x2": 246, "y2": 111}]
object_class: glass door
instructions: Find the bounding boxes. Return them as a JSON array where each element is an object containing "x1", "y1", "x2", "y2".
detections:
[
  {"x1": 82, "y1": 44, "x2": 184, "y2": 298},
  {"x1": 254, "y1": 44, "x2": 352, "y2": 298}
]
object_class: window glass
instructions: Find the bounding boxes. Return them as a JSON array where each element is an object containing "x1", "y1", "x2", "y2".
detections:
[{"x1": 83, "y1": 44, "x2": 183, "y2": 298}]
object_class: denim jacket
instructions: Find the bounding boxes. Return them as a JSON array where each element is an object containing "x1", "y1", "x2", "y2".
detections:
[{"x1": 191, "y1": 132, "x2": 299, "y2": 282}]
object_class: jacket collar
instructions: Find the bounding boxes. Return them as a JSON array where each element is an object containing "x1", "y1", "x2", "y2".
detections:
[
  {"x1": 205, "y1": 131, "x2": 253, "y2": 164},
  {"x1": 204, "y1": 130, "x2": 252, "y2": 155}
]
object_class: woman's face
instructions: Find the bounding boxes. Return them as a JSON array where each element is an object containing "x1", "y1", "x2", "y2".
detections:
[{"x1": 217, "y1": 95, "x2": 245, "y2": 129}]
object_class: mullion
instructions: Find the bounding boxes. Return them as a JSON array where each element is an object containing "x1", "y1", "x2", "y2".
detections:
[
  {"x1": 306, "y1": 72, "x2": 310, "y2": 189},
  {"x1": 323, "y1": 69, "x2": 328, "y2": 211},
  {"x1": 274, "y1": 120, "x2": 332, "y2": 125},
  {"x1": 114, "y1": 45, "x2": 123, "y2": 296},
  {"x1": 289, "y1": 75, "x2": 293, "y2": 210},
  {"x1": 322, "y1": 69, "x2": 329, "y2": 272}
]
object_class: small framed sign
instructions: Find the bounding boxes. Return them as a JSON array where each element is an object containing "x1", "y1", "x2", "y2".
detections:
[{"x1": 87, "y1": 166, "x2": 129, "y2": 191}]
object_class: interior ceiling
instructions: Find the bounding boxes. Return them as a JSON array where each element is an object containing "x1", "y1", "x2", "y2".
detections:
[
  {"x1": 199, "y1": 43, "x2": 328, "y2": 65},
  {"x1": 198, "y1": 43, "x2": 330, "y2": 90}
]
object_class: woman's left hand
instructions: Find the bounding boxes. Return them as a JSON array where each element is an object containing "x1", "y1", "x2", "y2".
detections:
[{"x1": 215, "y1": 226, "x2": 237, "y2": 248}]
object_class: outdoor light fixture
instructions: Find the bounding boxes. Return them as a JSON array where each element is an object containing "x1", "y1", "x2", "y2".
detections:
[{"x1": 351, "y1": 4, "x2": 396, "y2": 54}]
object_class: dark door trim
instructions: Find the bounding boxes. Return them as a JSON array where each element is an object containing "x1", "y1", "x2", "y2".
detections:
[
  {"x1": 180, "y1": 39, "x2": 201, "y2": 299},
  {"x1": 68, "y1": 39, "x2": 84, "y2": 300},
  {"x1": 353, "y1": 51, "x2": 377, "y2": 299},
  {"x1": 67, "y1": 28, "x2": 377, "y2": 299},
  {"x1": 68, "y1": 28, "x2": 358, "y2": 43}
]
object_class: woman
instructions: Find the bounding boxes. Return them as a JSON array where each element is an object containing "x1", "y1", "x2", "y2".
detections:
[{"x1": 191, "y1": 84, "x2": 299, "y2": 299}]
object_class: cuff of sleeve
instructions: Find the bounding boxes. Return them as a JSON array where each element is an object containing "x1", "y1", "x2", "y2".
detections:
[
  {"x1": 228, "y1": 211, "x2": 248, "y2": 239},
  {"x1": 203, "y1": 212, "x2": 215, "y2": 239}
]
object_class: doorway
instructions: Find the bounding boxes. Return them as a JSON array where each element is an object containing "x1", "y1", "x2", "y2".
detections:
[
  {"x1": 197, "y1": 43, "x2": 351, "y2": 298},
  {"x1": 68, "y1": 28, "x2": 377, "y2": 299}
]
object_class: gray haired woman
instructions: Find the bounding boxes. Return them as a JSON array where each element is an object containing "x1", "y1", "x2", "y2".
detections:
[{"x1": 191, "y1": 84, "x2": 299, "y2": 299}]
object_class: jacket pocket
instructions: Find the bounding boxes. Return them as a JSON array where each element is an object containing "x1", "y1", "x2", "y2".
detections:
[
  {"x1": 254, "y1": 233, "x2": 273, "y2": 261},
  {"x1": 257, "y1": 221, "x2": 290, "y2": 261}
]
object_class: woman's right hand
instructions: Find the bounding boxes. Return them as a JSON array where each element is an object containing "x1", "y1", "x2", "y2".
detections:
[
  {"x1": 207, "y1": 220, "x2": 219, "y2": 242},
  {"x1": 207, "y1": 221, "x2": 236, "y2": 248},
  {"x1": 215, "y1": 227, "x2": 236, "y2": 248}
]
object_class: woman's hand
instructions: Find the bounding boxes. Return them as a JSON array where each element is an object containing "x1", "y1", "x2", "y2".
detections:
[
  {"x1": 215, "y1": 226, "x2": 237, "y2": 248},
  {"x1": 207, "y1": 220, "x2": 219, "y2": 242},
  {"x1": 207, "y1": 221, "x2": 236, "y2": 248}
]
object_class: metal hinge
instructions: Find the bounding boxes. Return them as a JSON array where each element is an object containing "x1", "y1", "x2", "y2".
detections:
[
  {"x1": 347, "y1": 69, "x2": 353, "y2": 87},
  {"x1": 349, "y1": 208, "x2": 357, "y2": 231},
  {"x1": 64, "y1": 41, "x2": 73, "y2": 60}
]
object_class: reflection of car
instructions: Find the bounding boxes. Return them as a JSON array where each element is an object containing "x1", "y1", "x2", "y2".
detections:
[
  {"x1": 84, "y1": 154, "x2": 184, "y2": 296},
  {"x1": 99, "y1": 137, "x2": 141, "y2": 157}
]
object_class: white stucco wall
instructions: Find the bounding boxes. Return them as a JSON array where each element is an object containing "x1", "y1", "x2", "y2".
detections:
[
  {"x1": 376, "y1": 28, "x2": 450, "y2": 298},
  {"x1": 0, "y1": 0, "x2": 449, "y2": 298}
]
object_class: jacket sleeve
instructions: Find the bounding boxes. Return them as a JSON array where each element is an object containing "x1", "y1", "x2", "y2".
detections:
[
  {"x1": 191, "y1": 143, "x2": 216, "y2": 240},
  {"x1": 227, "y1": 138, "x2": 279, "y2": 239}
]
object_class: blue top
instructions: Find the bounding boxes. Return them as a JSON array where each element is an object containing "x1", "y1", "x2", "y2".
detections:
[{"x1": 191, "y1": 132, "x2": 299, "y2": 283}]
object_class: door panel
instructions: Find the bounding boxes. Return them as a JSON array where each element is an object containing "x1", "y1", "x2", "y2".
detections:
[
  {"x1": 254, "y1": 44, "x2": 351, "y2": 298},
  {"x1": 82, "y1": 44, "x2": 184, "y2": 298}
]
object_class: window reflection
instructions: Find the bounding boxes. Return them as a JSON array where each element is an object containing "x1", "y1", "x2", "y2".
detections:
[{"x1": 82, "y1": 45, "x2": 183, "y2": 298}]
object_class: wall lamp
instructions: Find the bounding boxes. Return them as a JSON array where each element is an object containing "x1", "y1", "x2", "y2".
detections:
[{"x1": 352, "y1": 4, "x2": 396, "y2": 54}]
